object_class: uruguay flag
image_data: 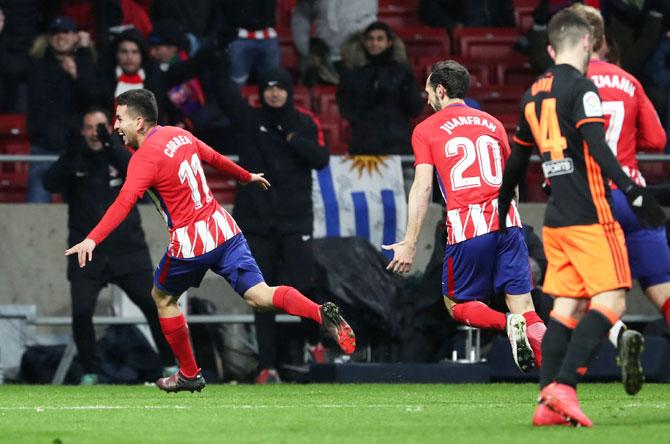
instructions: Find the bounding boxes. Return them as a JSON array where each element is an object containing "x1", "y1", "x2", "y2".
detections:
[{"x1": 312, "y1": 155, "x2": 408, "y2": 257}]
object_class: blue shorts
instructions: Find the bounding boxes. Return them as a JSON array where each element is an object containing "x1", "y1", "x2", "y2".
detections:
[
  {"x1": 154, "y1": 233, "x2": 265, "y2": 297},
  {"x1": 442, "y1": 227, "x2": 533, "y2": 302},
  {"x1": 611, "y1": 188, "x2": 670, "y2": 289}
]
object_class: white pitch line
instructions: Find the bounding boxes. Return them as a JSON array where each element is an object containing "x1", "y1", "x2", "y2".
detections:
[{"x1": 0, "y1": 404, "x2": 426, "y2": 411}]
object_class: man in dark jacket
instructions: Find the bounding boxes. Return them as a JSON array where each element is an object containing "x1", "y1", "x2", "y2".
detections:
[
  {"x1": 26, "y1": 16, "x2": 100, "y2": 202},
  {"x1": 216, "y1": 64, "x2": 330, "y2": 382},
  {"x1": 223, "y1": 0, "x2": 279, "y2": 86},
  {"x1": 337, "y1": 21, "x2": 424, "y2": 155},
  {"x1": 43, "y1": 109, "x2": 175, "y2": 384}
]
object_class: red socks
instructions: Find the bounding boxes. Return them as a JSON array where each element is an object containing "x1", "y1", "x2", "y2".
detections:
[
  {"x1": 523, "y1": 311, "x2": 547, "y2": 368},
  {"x1": 662, "y1": 298, "x2": 670, "y2": 330},
  {"x1": 452, "y1": 301, "x2": 506, "y2": 331},
  {"x1": 159, "y1": 313, "x2": 200, "y2": 379},
  {"x1": 272, "y1": 286, "x2": 323, "y2": 324}
]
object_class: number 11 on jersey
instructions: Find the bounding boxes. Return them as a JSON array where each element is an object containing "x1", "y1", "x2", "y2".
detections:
[{"x1": 179, "y1": 153, "x2": 212, "y2": 209}]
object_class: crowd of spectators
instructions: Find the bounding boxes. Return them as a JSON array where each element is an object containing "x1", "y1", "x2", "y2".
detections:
[{"x1": 2, "y1": 0, "x2": 670, "y2": 192}]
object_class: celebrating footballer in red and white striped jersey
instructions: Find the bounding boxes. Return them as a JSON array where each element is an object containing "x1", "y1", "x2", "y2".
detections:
[
  {"x1": 87, "y1": 125, "x2": 248, "y2": 259},
  {"x1": 587, "y1": 59, "x2": 666, "y2": 186},
  {"x1": 384, "y1": 61, "x2": 544, "y2": 374},
  {"x1": 65, "y1": 88, "x2": 355, "y2": 394},
  {"x1": 412, "y1": 103, "x2": 522, "y2": 244}
]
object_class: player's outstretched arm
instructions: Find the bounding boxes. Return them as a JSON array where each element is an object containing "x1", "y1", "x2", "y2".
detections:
[
  {"x1": 580, "y1": 122, "x2": 666, "y2": 227},
  {"x1": 65, "y1": 238, "x2": 96, "y2": 268},
  {"x1": 240, "y1": 172, "x2": 271, "y2": 190},
  {"x1": 383, "y1": 164, "x2": 433, "y2": 274},
  {"x1": 498, "y1": 143, "x2": 532, "y2": 230}
]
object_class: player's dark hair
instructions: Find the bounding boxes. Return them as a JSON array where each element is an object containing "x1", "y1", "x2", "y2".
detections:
[
  {"x1": 428, "y1": 60, "x2": 470, "y2": 99},
  {"x1": 547, "y1": 9, "x2": 592, "y2": 53},
  {"x1": 116, "y1": 89, "x2": 158, "y2": 124},
  {"x1": 568, "y1": 3, "x2": 605, "y2": 53},
  {"x1": 82, "y1": 106, "x2": 111, "y2": 124}
]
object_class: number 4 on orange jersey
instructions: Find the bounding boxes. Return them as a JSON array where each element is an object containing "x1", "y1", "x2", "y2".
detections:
[{"x1": 525, "y1": 98, "x2": 567, "y2": 160}]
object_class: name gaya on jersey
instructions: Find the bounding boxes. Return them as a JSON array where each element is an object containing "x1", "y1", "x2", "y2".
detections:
[
  {"x1": 148, "y1": 132, "x2": 241, "y2": 259},
  {"x1": 413, "y1": 106, "x2": 522, "y2": 246}
]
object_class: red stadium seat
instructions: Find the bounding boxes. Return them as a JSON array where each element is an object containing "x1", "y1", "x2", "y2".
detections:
[
  {"x1": 0, "y1": 140, "x2": 30, "y2": 196},
  {"x1": 204, "y1": 166, "x2": 237, "y2": 204},
  {"x1": 496, "y1": 57, "x2": 537, "y2": 88},
  {"x1": 0, "y1": 114, "x2": 26, "y2": 137},
  {"x1": 279, "y1": 40, "x2": 300, "y2": 74},
  {"x1": 241, "y1": 85, "x2": 261, "y2": 107},
  {"x1": 275, "y1": 0, "x2": 296, "y2": 31},
  {"x1": 453, "y1": 28, "x2": 520, "y2": 59},
  {"x1": 496, "y1": 113, "x2": 519, "y2": 133},
  {"x1": 293, "y1": 85, "x2": 314, "y2": 110},
  {"x1": 320, "y1": 120, "x2": 347, "y2": 154},
  {"x1": 513, "y1": 0, "x2": 541, "y2": 8},
  {"x1": 515, "y1": 6, "x2": 536, "y2": 34},
  {"x1": 469, "y1": 85, "x2": 526, "y2": 117},
  {"x1": 379, "y1": 5, "x2": 419, "y2": 28},
  {"x1": 312, "y1": 85, "x2": 338, "y2": 116},
  {"x1": 396, "y1": 27, "x2": 451, "y2": 59}
]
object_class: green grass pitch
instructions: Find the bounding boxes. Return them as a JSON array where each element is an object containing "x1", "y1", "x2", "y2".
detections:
[{"x1": 0, "y1": 383, "x2": 668, "y2": 444}]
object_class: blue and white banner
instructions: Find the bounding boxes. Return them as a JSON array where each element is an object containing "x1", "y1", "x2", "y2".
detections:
[{"x1": 312, "y1": 155, "x2": 407, "y2": 254}]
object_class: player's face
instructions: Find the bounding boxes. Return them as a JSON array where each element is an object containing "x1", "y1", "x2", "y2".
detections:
[
  {"x1": 49, "y1": 30, "x2": 78, "y2": 55},
  {"x1": 81, "y1": 112, "x2": 109, "y2": 151},
  {"x1": 425, "y1": 77, "x2": 442, "y2": 112},
  {"x1": 262, "y1": 85, "x2": 288, "y2": 108},
  {"x1": 364, "y1": 30, "x2": 392, "y2": 57},
  {"x1": 117, "y1": 41, "x2": 142, "y2": 74},
  {"x1": 114, "y1": 105, "x2": 139, "y2": 147}
]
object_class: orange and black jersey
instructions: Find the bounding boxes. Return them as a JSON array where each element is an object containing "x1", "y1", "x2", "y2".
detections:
[{"x1": 514, "y1": 64, "x2": 632, "y2": 228}]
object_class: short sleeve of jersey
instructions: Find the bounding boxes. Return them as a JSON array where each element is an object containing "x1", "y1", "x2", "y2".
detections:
[
  {"x1": 411, "y1": 125, "x2": 434, "y2": 166},
  {"x1": 121, "y1": 151, "x2": 157, "y2": 199},
  {"x1": 573, "y1": 79, "x2": 605, "y2": 128},
  {"x1": 513, "y1": 91, "x2": 535, "y2": 148}
]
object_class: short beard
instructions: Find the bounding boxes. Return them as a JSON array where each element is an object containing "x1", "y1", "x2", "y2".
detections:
[{"x1": 430, "y1": 100, "x2": 442, "y2": 112}]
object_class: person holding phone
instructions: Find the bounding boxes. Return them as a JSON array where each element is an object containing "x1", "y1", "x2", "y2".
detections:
[{"x1": 43, "y1": 108, "x2": 176, "y2": 385}]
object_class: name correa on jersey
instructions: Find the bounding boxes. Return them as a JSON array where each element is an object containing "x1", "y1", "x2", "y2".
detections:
[
  {"x1": 412, "y1": 103, "x2": 521, "y2": 245},
  {"x1": 88, "y1": 126, "x2": 252, "y2": 258}
]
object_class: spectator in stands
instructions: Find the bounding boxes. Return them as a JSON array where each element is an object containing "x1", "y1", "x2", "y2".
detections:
[
  {"x1": 223, "y1": 0, "x2": 280, "y2": 86},
  {"x1": 214, "y1": 60, "x2": 330, "y2": 382},
  {"x1": 605, "y1": 0, "x2": 664, "y2": 77},
  {"x1": 527, "y1": 0, "x2": 582, "y2": 73},
  {"x1": 337, "y1": 21, "x2": 424, "y2": 155},
  {"x1": 418, "y1": 0, "x2": 515, "y2": 29},
  {"x1": 291, "y1": 0, "x2": 377, "y2": 85},
  {"x1": 151, "y1": 0, "x2": 222, "y2": 55},
  {"x1": 42, "y1": 109, "x2": 175, "y2": 384},
  {"x1": 146, "y1": 19, "x2": 208, "y2": 129},
  {"x1": 26, "y1": 16, "x2": 100, "y2": 203},
  {"x1": 645, "y1": 30, "x2": 670, "y2": 152},
  {"x1": 0, "y1": 0, "x2": 47, "y2": 112},
  {"x1": 104, "y1": 27, "x2": 212, "y2": 126}
]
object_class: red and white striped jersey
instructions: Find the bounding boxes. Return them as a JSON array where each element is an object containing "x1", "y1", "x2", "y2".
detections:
[
  {"x1": 587, "y1": 60, "x2": 666, "y2": 187},
  {"x1": 88, "y1": 126, "x2": 252, "y2": 258},
  {"x1": 412, "y1": 103, "x2": 522, "y2": 245}
]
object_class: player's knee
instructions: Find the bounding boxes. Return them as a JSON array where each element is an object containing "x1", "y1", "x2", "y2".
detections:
[
  {"x1": 243, "y1": 284, "x2": 274, "y2": 310},
  {"x1": 151, "y1": 287, "x2": 176, "y2": 309},
  {"x1": 443, "y1": 296, "x2": 456, "y2": 317}
]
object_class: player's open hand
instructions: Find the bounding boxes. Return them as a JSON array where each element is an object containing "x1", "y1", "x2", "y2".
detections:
[
  {"x1": 382, "y1": 241, "x2": 416, "y2": 274},
  {"x1": 242, "y1": 173, "x2": 271, "y2": 190},
  {"x1": 65, "y1": 238, "x2": 97, "y2": 268}
]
